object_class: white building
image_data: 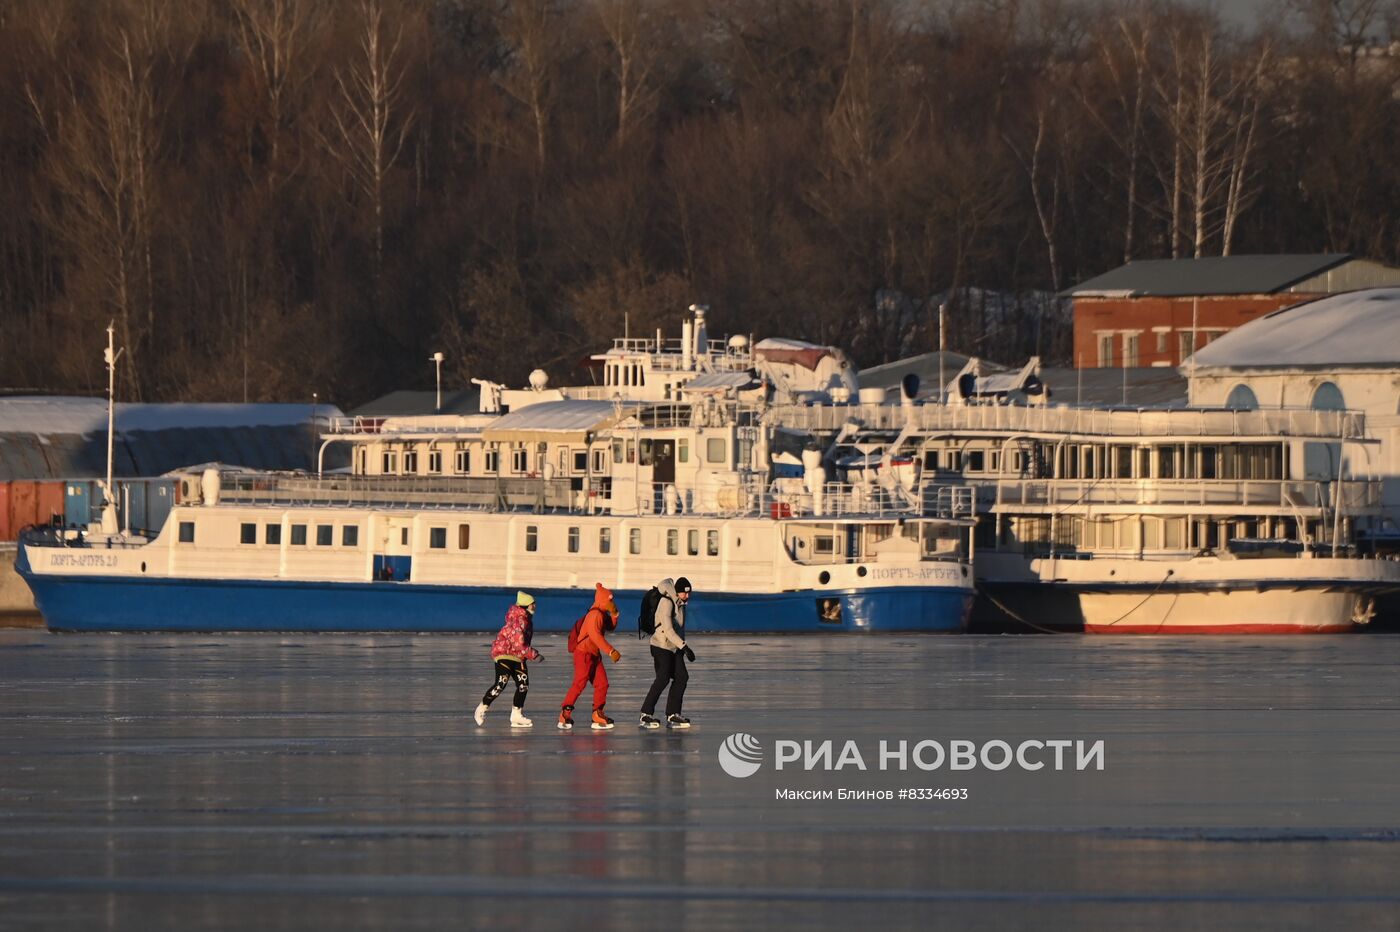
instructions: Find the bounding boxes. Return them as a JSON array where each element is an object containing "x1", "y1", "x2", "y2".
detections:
[{"x1": 1187, "y1": 288, "x2": 1400, "y2": 543}]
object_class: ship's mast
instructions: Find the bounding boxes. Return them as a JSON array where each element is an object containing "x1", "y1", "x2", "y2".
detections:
[{"x1": 101, "y1": 322, "x2": 124, "y2": 534}]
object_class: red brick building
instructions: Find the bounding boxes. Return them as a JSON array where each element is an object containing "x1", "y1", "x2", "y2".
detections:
[{"x1": 1066, "y1": 254, "x2": 1400, "y2": 369}]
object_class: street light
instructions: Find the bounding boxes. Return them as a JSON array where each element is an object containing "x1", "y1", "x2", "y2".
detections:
[{"x1": 430, "y1": 352, "x2": 445, "y2": 412}]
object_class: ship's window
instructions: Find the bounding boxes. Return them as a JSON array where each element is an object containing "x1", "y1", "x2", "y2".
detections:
[
  {"x1": 240, "y1": 523, "x2": 256, "y2": 545},
  {"x1": 666, "y1": 529, "x2": 678, "y2": 555},
  {"x1": 688, "y1": 529, "x2": 700, "y2": 556},
  {"x1": 592, "y1": 449, "x2": 607, "y2": 472},
  {"x1": 511, "y1": 448, "x2": 529, "y2": 473},
  {"x1": 1164, "y1": 519, "x2": 1184, "y2": 549},
  {"x1": 525, "y1": 526, "x2": 538, "y2": 552},
  {"x1": 707, "y1": 529, "x2": 719, "y2": 556},
  {"x1": 573, "y1": 450, "x2": 588, "y2": 473},
  {"x1": 427, "y1": 450, "x2": 442, "y2": 474},
  {"x1": 455, "y1": 449, "x2": 470, "y2": 474},
  {"x1": 612, "y1": 439, "x2": 624, "y2": 464},
  {"x1": 629, "y1": 527, "x2": 642, "y2": 554},
  {"x1": 678, "y1": 439, "x2": 689, "y2": 463},
  {"x1": 924, "y1": 451, "x2": 938, "y2": 470},
  {"x1": 354, "y1": 448, "x2": 367, "y2": 474},
  {"x1": 458, "y1": 524, "x2": 470, "y2": 550},
  {"x1": 706, "y1": 438, "x2": 725, "y2": 463},
  {"x1": 291, "y1": 524, "x2": 307, "y2": 546},
  {"x1": 966, "y1": 450, "x2": 985, "y2": 472},
  {"x1": 403, "y1": 450, "x2": 419, "y2": 474},
  {"x1": 382, "y1": 450, "x2": 398, "y2": 474},
  {"x1": 567, "y1": 527, "x2": 580, "y2": 553},
  {"x1": 599, "y1": 528, "x2": 612, "y2": 554},
  {"x1": 946, "y1": 450, "x2": 961, "y2": 471},
  {"x1": 429, "y1": 527, "x2": 447, "y2": 549},
  {"x1": 1225, "y1": 384, "x2": 1259, "y2": 410},
  {"x1": 343, "y1": 526, "x2": 359, "y2": 547},
  {"x1": 178, "y1": 521, "x2": 195, "y2": 543},
  {"x1": 265, "y1": 524, "x2": 282, "y2": 545},
  {"x1": 316, "y1": 524, "x2": 333, "y2": 546},
  {"x1": 484, "y1": 450, "x2": 499, "y2": 473},
  {"x1": 814, "y1": 535, "x2": 835, "y2": 555},
  {"x1": 401, "y1": 528, "x2": 409, "y2": 546}
]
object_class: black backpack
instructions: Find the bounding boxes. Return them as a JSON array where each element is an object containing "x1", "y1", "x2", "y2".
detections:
[{"x1": 638, "y1": 586, "x2": 665, "y2": 639}]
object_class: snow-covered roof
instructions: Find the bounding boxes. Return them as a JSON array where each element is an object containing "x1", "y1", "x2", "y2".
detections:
[
  {"x1": 1189, "y1": 288, "x2": 1400, "y2": 370},
  {"x1": 481, "y1": 399, "x2": 641, "y2": 443}
]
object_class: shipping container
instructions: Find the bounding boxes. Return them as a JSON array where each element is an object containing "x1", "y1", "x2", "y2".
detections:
[
  {"x1": 38, "y1": 480, "x2": 65, "y2": 528},
  {"x1": 0, "y1": 483, "x2": 11, "y2": 541},
  {"x1": 64, "y1": 481, "x2": 95, "y2": 529}
]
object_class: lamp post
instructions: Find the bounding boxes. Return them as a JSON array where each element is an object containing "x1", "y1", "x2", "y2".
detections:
[{"x1": 430, "y1": 351, "x2": 445, "y2": 412}]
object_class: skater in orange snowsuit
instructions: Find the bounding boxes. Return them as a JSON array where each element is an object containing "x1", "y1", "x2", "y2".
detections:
[{"x1": 559, "y1": 583, "x2": 622, "y2": 730}]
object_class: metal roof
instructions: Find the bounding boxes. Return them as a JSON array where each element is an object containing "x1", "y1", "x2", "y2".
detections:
[
  {"x1": 859, "y1": 351, "x2": 975, "y2": 393},
  {"x1": 1038, "y1": 367, "x2": 1189, "y2": 408},
  {"x1": 350, "y1": 390, "x2": 481, "y2": 417},
  {"x1": 480, "y1": 400, "x2": 642, "y2": 444},
  {"x1": 1190, "y1": 287, "x2": 1400, "y2": 370},
  {"x1": 1065, "y1": 254, "x2": 1352, "y2": 297},
  {"x1": 0, "y1": 398, "x2": 345, "y2": 480}
]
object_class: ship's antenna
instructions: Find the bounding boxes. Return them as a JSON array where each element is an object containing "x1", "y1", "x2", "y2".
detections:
[
  {"x1": 102, "y1": 322, "x2": 124, "y2": 534},
  {"x1": 938, "y1": 302, "x2": 947, "y2": 405}
]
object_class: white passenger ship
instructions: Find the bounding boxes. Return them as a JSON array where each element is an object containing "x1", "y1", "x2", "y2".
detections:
[
  {"x1": 775, "y1": 359, "x2": 1400, "y2": 633},
  {"x1": 17, "y1": 309, "x2": 976, "y2": 633}
]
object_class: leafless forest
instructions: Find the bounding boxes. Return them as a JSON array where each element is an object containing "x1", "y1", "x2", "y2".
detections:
[{"x1": 1, "y1": 0, "x2": 1396, "y2": 405}]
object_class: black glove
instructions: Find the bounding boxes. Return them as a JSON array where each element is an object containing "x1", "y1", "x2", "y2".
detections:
[{"x1": 682, "y1": 645, "x2": 695, "y2": 663}]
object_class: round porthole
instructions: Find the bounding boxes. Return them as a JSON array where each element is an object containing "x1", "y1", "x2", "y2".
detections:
[
  {"x1": 818, "y1": 571, "x2": 831, "y2": 585},
  {"x1": 961, "y1": 565, "x2": 968, "y2": 578},
  {"x1": 856, "y1": 565, "x2": 867, "y2": 578},
  {"x1": 140, "y1": 562, "x2": 147, "y2": 573}
]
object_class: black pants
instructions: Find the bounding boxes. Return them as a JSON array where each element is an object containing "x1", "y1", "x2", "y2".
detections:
[
  {"x1": 641, "y1": 646, "x2": 688, "y2": 717},
  {"x1": 482, "y1": 658, "x2": 529, "y2": 709}
]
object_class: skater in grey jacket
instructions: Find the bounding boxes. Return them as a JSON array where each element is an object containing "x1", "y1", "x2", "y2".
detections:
[{"x1": 640, "y1": 577, "x2": 694, "y2": 729}]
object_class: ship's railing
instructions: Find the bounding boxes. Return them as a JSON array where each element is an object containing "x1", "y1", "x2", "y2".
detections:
[
  {"x1": 991, "y1": 477, "x2": 1382, "y2": 510},
  {"x1": 767, "y1": 403, "x2": 1368, "y2": 441},
  {"x1": 216, "y1": 473, "x2": 575, "y2": 512},
  {"x1": 624, "y1": 478, "x2": 970, "y2": 521},
  {"x1": 324, "y1": 415, "x2": 483, "y2": 436}
]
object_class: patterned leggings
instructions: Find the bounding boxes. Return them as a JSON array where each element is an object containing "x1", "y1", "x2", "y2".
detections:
[{"x1": 481, "y1": 658, "x2": 529, "y2": 709}]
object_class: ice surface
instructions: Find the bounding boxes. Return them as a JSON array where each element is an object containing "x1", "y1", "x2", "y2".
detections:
[{"x1": 3, "y1": 632, "x2": 1400, "y2": 930}]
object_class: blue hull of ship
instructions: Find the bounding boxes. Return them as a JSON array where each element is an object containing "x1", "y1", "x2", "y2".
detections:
[{"x1": 17, "y1": 552, "x2": 972, "y2": 634}]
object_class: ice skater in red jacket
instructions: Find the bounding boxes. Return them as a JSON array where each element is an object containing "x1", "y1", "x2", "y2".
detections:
[{"x1": 559, "y1": 583, "x2": 622, "y2": 730}]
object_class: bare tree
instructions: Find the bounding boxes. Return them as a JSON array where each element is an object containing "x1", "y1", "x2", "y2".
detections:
[
  {"x1": 494, "y1": 0, "x2": 563, "y2": 177},
  {"x1": 594, "y1": 0, "x2": 661, "y2": 149},
  {"x1": 325, "y1": 0, "x2": 416, "y2": 282},
  {"x1": 229, "y1": 0, "x2": 324, "y2": 188}
]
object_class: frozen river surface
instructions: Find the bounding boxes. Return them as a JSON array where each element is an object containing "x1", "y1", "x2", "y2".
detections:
[{"x1": 3, "y1": 630, "x2": 1400, "y2": 930}]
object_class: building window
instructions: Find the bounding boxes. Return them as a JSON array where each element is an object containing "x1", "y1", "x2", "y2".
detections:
[
  {"x1": 630, "y1": 528, "x2": 642, "y2": 554},
  {"x1": 1122, "y1": 332, "x2": 1140, "y2": 367},
  {"x1": 1097, "y1": 333, "x2": 1114, "y2": 367},
  {"x1": 525, "y1": 526, "x2": 538, "y2": 552},
  {"x1": 567, "y1": 526, "x2": 580, "y2": 553},
  {"x1": 403, "y1": 450, "x2": 419, "y2": 474},
  {"x1": 666, "y1": 528, "x2": 679, "y2": 555},
  {"x1": 1311, "y1": 382, "x2": 1345, "y2": 411},
  {"x1": 455, "y1": 449, "x2": 471, "y2": 474},
  {"x1": 458, "y1": 524, "x2": 471, "y2": 550},
  {"x1": 240, "y1": 523, "x2": 257, "y2": 545},
  {"x1": 178, "y1": 521, "x2": 195, "y2": 543},
  {"x1": 381, "y1": 450, "x2": 398, "y2": 474},
  {"x1": 599, "y1": 528, "x2": 612, "y2": 554},
  {"x1": 265, "y1": 524, "x2": 282, "y2": 545},
  {"x1": 429, "y1": 527, "x2": 447, "y2": 549},
  {"x1": 291, "y1": 524, "x2": 307, "y2": 546},
  {"x1": 1225, "y1": 384, "x2": 1259, "y2": 410},
  {"x1": 1178, "y1": 331, "x2": 1195, "y2": 363},
  {"x1": 342, "y1": 526, "x2": 359, "y2": 547},
  {"x1": 1155, "y1": 330, "x2": 1169, "y2": 353},
  {"x1": 707, "y1": 529, "x2": 719, "y2": 556},
  {"x1": 316, "y1": 524, "x2": 333, "y2": 546},
  {"x1": 427, "y1": 450, "x2": 442, "y2": 474},
  {"x1": 706, "y1": 438, "x2": 726, "y2": 463},
  {"x1": 511, "y1": 447, "x2": 529, "y2": 473}
]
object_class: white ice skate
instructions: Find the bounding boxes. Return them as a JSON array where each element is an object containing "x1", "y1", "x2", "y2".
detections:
[
  {"x1": 510, "y1": 708, "x2": 533, "y2": 728},
  {"x1": 473, "y1": 703, "x2": 488, "y2": 726}
]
